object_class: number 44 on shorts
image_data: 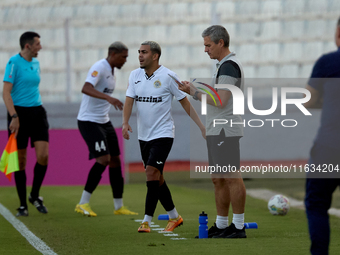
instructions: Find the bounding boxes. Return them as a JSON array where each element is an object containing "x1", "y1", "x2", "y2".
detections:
[{"x1": 95, "y1": 140, "x2": 106, "y2": 152}]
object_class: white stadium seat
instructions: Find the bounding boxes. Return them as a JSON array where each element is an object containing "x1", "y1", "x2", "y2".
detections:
[
  {"x1": 236, "y1": 22, "x2": 261, "y2": 41},
  {"x1": 299, "y1": 64, "x2": 314, "y2": 78},
  {"x1": 242, "y1": 66, "x2": 256, "y2": 78},
  {"x1": 259, "y1": 43, "x2": 280, "y2": 63},
  {"x1": 257, "y1": 65, "x2": 278, "y2": 78},
  {"x1": 278, "y1": 64, "x2": 299, "y2": 78},
  {"x1": 282, "y1": 0, "x2": 305, "y2": 15},
  {"x1": 215, "y1": 1, "x2": 235, "y2": 19},
  {"x1": 280, "y1": 42, "x2": 303, "y2": 62},
  {"x1": 73, "y1": 5, "x2": 97, "y2": 20},
  {"x1": 281, "y1": 20, "x2": 304, "y2": 39},
  {"x1": 120, "y1": 4, "x2": 142, "y2": 23},
  {"x1": 305, "y1": 20, "x2": 327, "y2": 39},
  {"x1": 145, "y1": 25, "x2": 167, "y2": 45},
  {"x1": 97, "y1": 5, "x2": 120, "y2": 21},
  {"x1": 238, "y1": 44, "x2": 259, "y2": 63},
  {"x1": 328, "y1": 0, "x2": 340, "y2": 12},
  {"x1": 167, "y1": 25, "x2": 189, "y2": 44},
  {"x1": 97, "y1": 27, "x2": 123, "y2": 45},
  {"x1": 190, "y1": 2, "x2": 211, "y2": 22},
  {"x1": 302, "y1": 42, "x2": 324, "y2": 62},
  {"x1": 260, "y1": 21, "x2": 281, "y2": 40},
  {"x1": 0, "y1": 1, "x2": 338, "y2": 103},
  {"x1": 306, "y1": 0, "x2": 328, "y2": 14},
  {"x1": 166, "y1": 2, "x2": 189, "y2": 23},
  {"x1": 235, "y1": 1, "x2": 260, "y2": 16},
  {"x1": 143, "y1": 3, "x2": 165, "y2": 22},
  {"x1": 261, "y1": 0, "x2": 282, "y2": 16}
]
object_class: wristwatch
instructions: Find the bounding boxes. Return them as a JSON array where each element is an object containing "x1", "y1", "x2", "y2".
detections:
[
  {"x1": 193, "y1": 90, "x2": 200, "y2": 100},
  {"x1": 11, "y1": 113, "x2": 18, "y2": 118}
]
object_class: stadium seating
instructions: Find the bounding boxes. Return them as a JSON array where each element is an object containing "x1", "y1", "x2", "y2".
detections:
[{"x1": 0, "y1": 0, "x2": 339, "y2": 102}]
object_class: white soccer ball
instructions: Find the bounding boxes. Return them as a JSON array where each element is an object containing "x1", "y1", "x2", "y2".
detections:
[{"x1": 268, "y1": 194, "x2": 290, "y2": 216}]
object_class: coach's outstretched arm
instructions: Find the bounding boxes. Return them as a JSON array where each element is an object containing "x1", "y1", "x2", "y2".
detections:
[
  {"x1": 179, "y1": 97, "x2": 206, "y2": 139},
  {"x1": 122, "y1": 96, "x2": 134, "y2": 140},
  {"x1": 178, "y1": 81, "x2": 231, "y2": 109}
]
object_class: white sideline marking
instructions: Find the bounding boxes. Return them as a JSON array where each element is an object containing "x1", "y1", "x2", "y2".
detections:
[
  {"x1": 247, "y1": 189, "x2": 340, "y2": 217},
  {"x1": 0, "y1": 203, "x2": 57, "y2": 255},
  {"x1": 171, "y1": 238, "x2": 187, "y2": 240},
  {"x1": 150, "y1": 224, "x2": 160, "y2": 227}
]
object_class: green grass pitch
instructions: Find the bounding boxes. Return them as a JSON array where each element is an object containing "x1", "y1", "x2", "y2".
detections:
[{"x1": 1, "y1": 180, "x2": 340, "y2": 255}]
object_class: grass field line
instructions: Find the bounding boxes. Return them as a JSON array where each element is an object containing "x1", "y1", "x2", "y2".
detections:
[
  {"x1": 247, "y1": 188, "x2": 340, "y2": 217},
  {"x1": 0, "y1": 203, "x2": 58, "y2": 255}
]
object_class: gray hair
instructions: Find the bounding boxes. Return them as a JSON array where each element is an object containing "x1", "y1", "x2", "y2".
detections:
[
  {"x1": 202, "y1": 25, "x2": 230, "y2": 48},
  {"x1": 141, "y1": 41, "x2": 161, "y2": 59},
  {"x1": 108, "y1": 41, "x2": 128, "y2": 55}
]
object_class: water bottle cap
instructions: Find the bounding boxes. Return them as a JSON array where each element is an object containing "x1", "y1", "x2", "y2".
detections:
[{"x1": 199, "y1": 211, "x2": 207, "y2": 216}]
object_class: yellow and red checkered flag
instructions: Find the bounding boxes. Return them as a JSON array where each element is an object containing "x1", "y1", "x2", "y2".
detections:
[{"x1": 0, "y1": 133, "x2": 19, "y2": 181}]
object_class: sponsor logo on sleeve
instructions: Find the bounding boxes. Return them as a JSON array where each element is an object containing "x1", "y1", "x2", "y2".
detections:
[{"x1": 91, "y1": 71, "x2": 98, "y2": 77}]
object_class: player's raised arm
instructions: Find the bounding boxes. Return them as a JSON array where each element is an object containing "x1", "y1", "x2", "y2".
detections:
[
  {"x1": 179, "y1": 97, "x2": 206, "y2": 139},
  {"x1": 122, "y1": 96, "x2": 134, "y2": 140}
]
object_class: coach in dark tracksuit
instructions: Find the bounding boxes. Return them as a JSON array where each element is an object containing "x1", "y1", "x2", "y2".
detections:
[{"x1": 304, "y1": 17, "x2": 340, "y2": 255}]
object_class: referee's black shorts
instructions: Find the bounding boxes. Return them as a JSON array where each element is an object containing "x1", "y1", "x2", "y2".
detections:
[
  {"x1": 139, "y1": 137, "x2": 173, "y2": 174},
  {"x1": 78, "y1": 120, "x2": 120, "y2": 160},
  {"x1": 7, "y1": 105, "x2": 49, "y2": 149},
  {"x1": 206, "y1": 129, "x2": 241, "y2": 173}
]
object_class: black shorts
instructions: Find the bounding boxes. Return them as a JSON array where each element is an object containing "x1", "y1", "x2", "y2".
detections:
[
  {"x1": 78, "y1": 120, "x2": 120, "y2": 160},
  {"x1": 7, "y1": 105, "x2": 49, "y2": 149},
  {"x1": 139, "y1": 137, "x2": 174, "y2": 174},
  {"x1": 206, "y1": 129, "x2": 241, "y2": 171}
]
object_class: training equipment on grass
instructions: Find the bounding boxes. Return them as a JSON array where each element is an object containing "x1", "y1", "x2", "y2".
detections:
[
  {"x1": 268, "y1": 194, "x2": 290, "y2": 216},
  {"x1": 158, "y1": 214, "x2": 258, "y2": 230},
  {"x1": 244, "y1": 222, "x2": 258, "y2": 229},
  {"x1": 198, "y1": 211, "x2": 208, "y2": 239}
]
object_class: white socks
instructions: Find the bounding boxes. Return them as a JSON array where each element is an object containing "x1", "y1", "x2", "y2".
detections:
[
  {"x1": 142, "y1": 215, "x2": 153, "y2": 225},
  {"x1": 167, "y1": 208, "x2": 179, "y2": 219},
  {"x1": 114, "y1": 198, "x2": 123, "y2": 210},
  {"x1": 216, "y1": 215, "x2": 229, "y2": 229},
  {"x1": 79, "y1": 190, "x2": 91, "y2": 205},
  {"x1": 232, "y1": 213, "x2": 245, "y2": 230}
]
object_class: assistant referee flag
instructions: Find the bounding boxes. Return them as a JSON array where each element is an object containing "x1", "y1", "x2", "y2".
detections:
[{"x1": 0, "y1": 133, "x2": 19, "y2": 181}]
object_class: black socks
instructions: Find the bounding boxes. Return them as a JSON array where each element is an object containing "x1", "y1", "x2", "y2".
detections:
[
  {"x1": 159, "y1": 181, "x2": 175, "y2": 211},
  {"x1": 84, "y1": 162, "x2": 106, "y2": 193},
  {"x1": 30, "y1": 163, "x2": 47, "y2": 199},
  {"x1": 145, "y1": 180, "x2": 160, "y2": 216},
  {"x1": 109, "y1": 166, "x2": 124, "y2": 198},
  {"x1": 14, "y1": 170, "x2": 27, "y2": 208}
]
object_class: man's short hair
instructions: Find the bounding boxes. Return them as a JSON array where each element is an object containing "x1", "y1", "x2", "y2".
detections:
[
  {"x1": 202, "y1": 25, "x2": 230, "y2": 48},
  {"x1": 338, "y1": 17, "x2": 340, "y2": 27},
  {"x1": 20, "y1": 31, "x2": 40, "y2": 50},
  {"x1": 108, "y1": 41, "x2": 128, "y2": 55},
  {"x1": 141, "y1": 41, "x2": 161, "y2": 59}
]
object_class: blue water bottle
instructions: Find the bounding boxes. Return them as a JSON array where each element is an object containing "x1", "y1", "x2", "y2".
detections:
[{"x1": 198, "y1": 211, "x2": 208, "y2": 239}]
